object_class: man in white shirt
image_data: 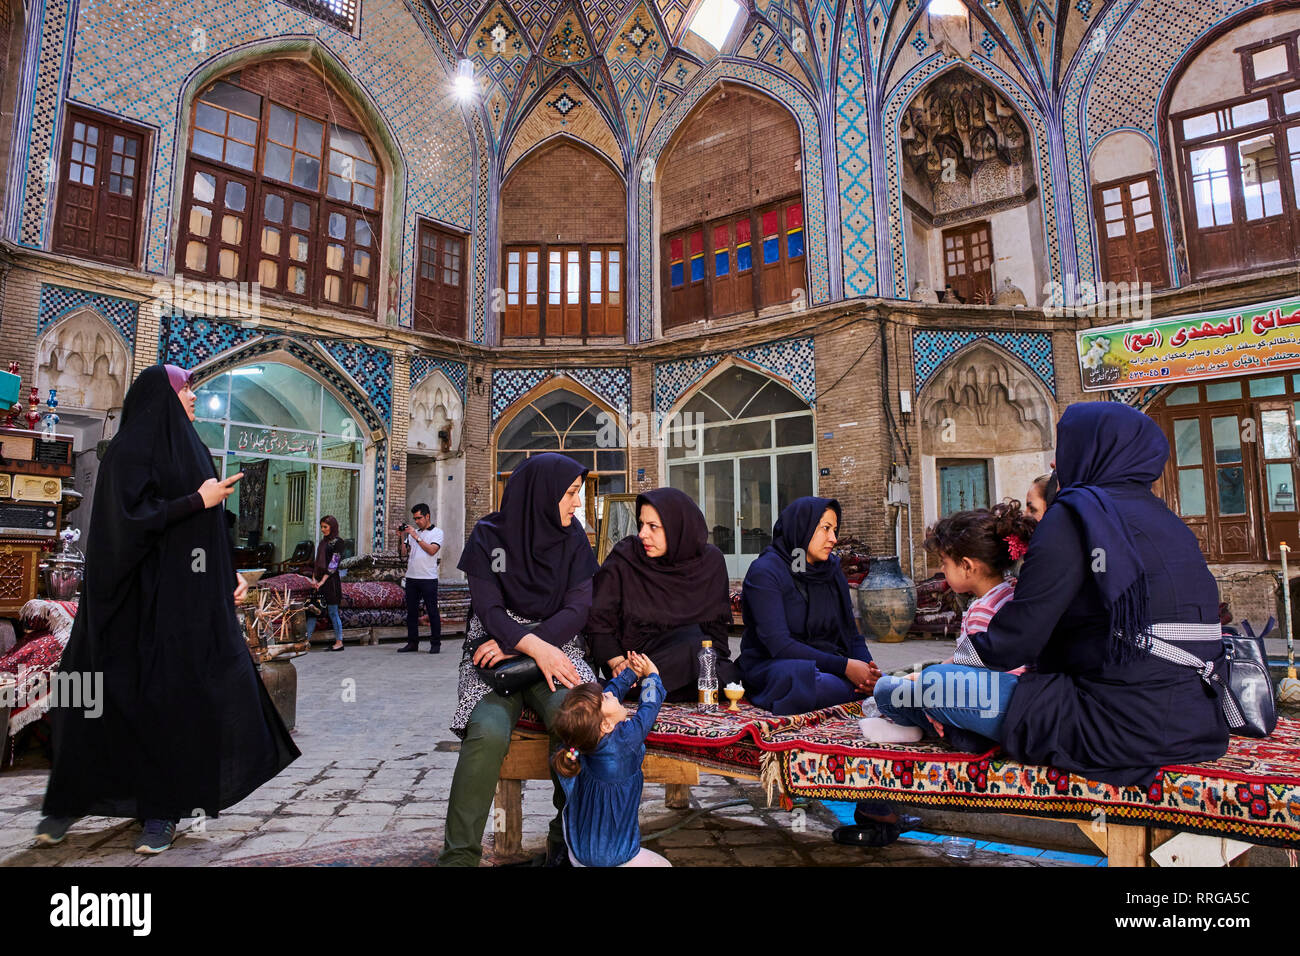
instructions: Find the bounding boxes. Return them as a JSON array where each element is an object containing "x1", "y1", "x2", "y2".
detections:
[{"x1": 397, "y1": 503, "x2": 443, "y2": 653}]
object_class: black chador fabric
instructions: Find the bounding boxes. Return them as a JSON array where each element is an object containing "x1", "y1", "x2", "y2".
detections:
[
  {"x1": 766, "y1": 496, "x2": 856, "y2": 657},
  {"x1": 965, "y1": 403, "x2": 1229, "y2": 787},
  {"x1": 587, "y1": 487, "x2": 736, "y2": 696},
  {"x1": 43, "y1": 365, "x2": 299, "y2": 820},
  {"x1": 458, "y1": 452, "x2": 598, "y2": 619}
]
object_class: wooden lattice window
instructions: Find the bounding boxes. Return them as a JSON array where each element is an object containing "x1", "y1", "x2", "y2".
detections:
[
  {"x1": 53, "y1": 109, "x2": 148, "y2": 266},
  {"x1": 414, "y1": 221, "x2": 467, "y2": 338}
]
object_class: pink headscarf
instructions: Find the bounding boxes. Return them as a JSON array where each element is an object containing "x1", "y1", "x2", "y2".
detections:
[{"x1": 164, "y1": 364, "x2": 192, "y2": 394}]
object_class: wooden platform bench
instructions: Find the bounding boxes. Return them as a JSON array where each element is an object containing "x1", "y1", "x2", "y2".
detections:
[{"x1": 499, "y1": 704, "x2": 1300, "y2": 867}]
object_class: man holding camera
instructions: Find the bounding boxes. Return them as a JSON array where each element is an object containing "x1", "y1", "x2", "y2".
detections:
[{"x1": 397, "y1": 503, "x2": 443, "y2": 653}]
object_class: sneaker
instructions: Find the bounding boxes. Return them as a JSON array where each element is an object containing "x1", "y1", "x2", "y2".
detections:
[
  {"x1": 134, "y1": 819, "x2": 176, "y2": 854},
  {"x1": 34, "y1": 815, "x2": 80, "y2": 846}
]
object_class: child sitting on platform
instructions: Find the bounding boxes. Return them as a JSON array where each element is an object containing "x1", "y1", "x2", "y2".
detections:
[
  {"x1": 551, "y1": 650, "x2": 672, "y2": 867},
  {"x1": 862, "y1": 500, "x2": 1037, "y2": 748}
]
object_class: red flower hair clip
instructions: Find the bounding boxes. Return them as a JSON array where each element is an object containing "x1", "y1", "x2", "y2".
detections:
[{"x1": 1004, "y1": 535, "x2": 1028, "y2": 561}]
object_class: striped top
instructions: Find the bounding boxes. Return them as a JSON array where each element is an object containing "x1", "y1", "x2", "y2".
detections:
[{"x1": 960, "y1": 580, "x2": 1016, "y2": 642}]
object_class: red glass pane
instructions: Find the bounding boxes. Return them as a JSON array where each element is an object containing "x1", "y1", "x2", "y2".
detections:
[
  {"x1": 689, "y1": 230, "x2": 703, "y2": 255},
  {"x1": 735, "y1": 217, "x2": 751, "y2": 244},
  {"x1": 761, "y1": 210, "x2": 778, "y2": 237},
  {"x1": 670, "y1": 236, "x2": 683, "y2": 261},
  {"x1": 714, "y1": 224, "x2": 729, "y2": 251},
  {"x1": 786, "y1": 203, "x2": 802, "y2": 229}
]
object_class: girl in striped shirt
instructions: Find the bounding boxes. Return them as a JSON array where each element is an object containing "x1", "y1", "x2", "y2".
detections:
[{"x1": 864, "y1": 501, "x2": 1037, "y2": 748}]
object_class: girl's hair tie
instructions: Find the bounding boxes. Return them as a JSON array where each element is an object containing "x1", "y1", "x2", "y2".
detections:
[
  {"x1": 1004, "y1": 534, "x2": 1027, "y2": 561},
  {"x1": 567, "y1": 747, "x2": 579, "y2": 760}
]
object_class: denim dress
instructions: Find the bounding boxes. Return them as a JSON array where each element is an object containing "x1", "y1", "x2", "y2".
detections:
[{"x1": 559, "y1": 668, "x2": 665, "y2": 867}]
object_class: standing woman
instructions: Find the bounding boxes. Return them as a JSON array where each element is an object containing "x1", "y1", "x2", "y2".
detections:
[
  {"x1": 309, "y1": 515, "x2": 345, "y2": 651},
  {"x1": 738, "y1": 497, "x2": 881, "y2": 715},
  {"x1": 587, "y1": 487, "x2": 740, "y2": 701},
  {"x1": 440, "y1": 453, "x2": 599, "y2": 867},
  {"x1": 36, "y1": 365, "x2": 300, "y2": 853}
]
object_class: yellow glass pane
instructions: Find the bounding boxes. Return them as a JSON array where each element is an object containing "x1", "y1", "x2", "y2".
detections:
[
  {"x1": 288, "y1": 266, "x2": 307, "y2": 294},
  {"x1": 289, "y1": 234, "x2": 309, "y2": 262},
  {"x1": 326, "y1": 243, "x2": 344, "y2": 270},
  {"x1": 261, "y1": 226, "x2": 281, "y2": 255},
  {"x1": 185, "y1": 241, "x2": 207, "y2": 270},
  {"x1": 258, "y1": 259, "x2": 278, "y2": 286},
  {"x1": 189, "y1": 206, "x2": 212, "y2": 238},
  {"x1": 218, "y1": 249, "x2": 239, "y2": 278},
  {"x1": 323, "y1": 274, "x2": 341, "y2": 302},
  {"x1": 353, "y1": 250, "x2": 371, "y2": 277},
  {"x1": 221, "y1": 214, "x2": 243, "y2": 244},
  {"x1": 351, "y1": 282, "x2": 369, "y2": 308}
]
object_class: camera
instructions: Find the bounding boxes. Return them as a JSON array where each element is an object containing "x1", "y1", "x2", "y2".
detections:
[{"x1": 397, "y1": 522, "x2": 410, "y2": 535}]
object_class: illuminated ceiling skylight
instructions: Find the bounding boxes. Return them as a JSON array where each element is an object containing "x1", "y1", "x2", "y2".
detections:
[{"x1": 687, "y1": 0, "x2": 742, "y2": 50}]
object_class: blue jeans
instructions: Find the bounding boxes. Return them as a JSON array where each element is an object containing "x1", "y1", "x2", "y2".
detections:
[
  {"x1": 309, "y1": 604, "x2": 343, "y2": 644},
  {"x1": 873, "y1": 664, "x2": 1017, "y2": 741}
]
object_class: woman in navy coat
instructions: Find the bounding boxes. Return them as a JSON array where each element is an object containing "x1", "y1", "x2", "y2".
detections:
[
  {"x1": 946, "y1": 402, "x2": 1230, "y2": 786},
  {"x1": 738, "y1": 497, "x2": 881, "y2": 715}
]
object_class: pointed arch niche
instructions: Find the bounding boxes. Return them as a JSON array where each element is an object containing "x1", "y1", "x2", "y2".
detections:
[
  {"x1": 407, "y1": 367, "x2": 466, "y2": 577},
  {"x1": 35, "y1": 309, "x2": 130, "y2": 415},
  {"x1": 498, "y1": 138, "x2": 628, "y2": 344},
  {"x1": 917, "y1": 342, "x2": 1055, "y2": 538},
  {"x1": 656, "y1": 83, "x2": 807, "y2": 331}
]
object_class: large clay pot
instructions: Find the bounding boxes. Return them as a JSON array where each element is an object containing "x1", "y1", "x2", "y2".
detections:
[{"x1": 857, "y1": 556, "x2": 917, "y2": 643}]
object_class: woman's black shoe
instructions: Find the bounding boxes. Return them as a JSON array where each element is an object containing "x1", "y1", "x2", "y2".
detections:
[
  {"x1": 396, "y1": 644, "x2": 419, "y2": 653},
  {"x1": 429, "y1": 642, "x2": 441, "y2": 654},
  {"x1": 854, "y1": 801, "x2": 922, "y2": 830},
  {"x1": 831, "y1": 822, "x2": 902, "y2": 847}
]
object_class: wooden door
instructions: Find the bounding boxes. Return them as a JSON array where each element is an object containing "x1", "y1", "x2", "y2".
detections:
[
  {"x1": 1093, "y1": 174, "x2": 1170, "y2": 287},
  {"x1": 586, "y1": 246, "x2": 623, "y2": 337},
  {"x1": 179, "y1": 164, "x2": 255, "y2": 281},
  {"x1": 547, "y1": 246, "x2": 583, "y2": 337},
  {"x1": 758, "y1": 206, "x2": 786, "y2": 305},
  {"x1": 503, "y1": 246, "x2": 540, "y2": 337},
  {"x1": 941, "y1": 221, "x2": 993, "y2": 303},
  {"x1": 1234, "y1": 130, "x2": 1294, "y2": 269}
]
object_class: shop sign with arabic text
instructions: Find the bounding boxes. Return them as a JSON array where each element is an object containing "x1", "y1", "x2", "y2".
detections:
[{"x1": 1076, "y1": 295, "x2": 1300, "y2": 391}]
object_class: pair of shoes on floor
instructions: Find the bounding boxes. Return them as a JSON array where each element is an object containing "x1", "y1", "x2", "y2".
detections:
[
  {"x1": 855, "y1": 801, "x2": 923, "y2": 831},
  {"x1": 34, "y1": 815, "x2": 80, "y2": 846},
  {"x1": 134, "y1": 819, "x2": 177, "y2": 855}
]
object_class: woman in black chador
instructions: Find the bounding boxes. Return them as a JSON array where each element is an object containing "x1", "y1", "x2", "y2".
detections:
[
  {"x1": 36, "y1": 364, "x2": 300, "y2": 854},
  {"x1": 587, "y1": 487, "x2": 740, "y2": 700}
]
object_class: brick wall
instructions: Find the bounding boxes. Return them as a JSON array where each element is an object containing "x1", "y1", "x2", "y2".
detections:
[
  {"x1": 499, "y1": 142, "x2": 626, "y2": 245},
  {"x1": 659, "y1": 88, "x2": 802, "y2": 234}
]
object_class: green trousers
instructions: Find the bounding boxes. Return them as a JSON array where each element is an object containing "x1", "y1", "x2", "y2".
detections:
[{"x1": 439, "y1": 680, "x2": 570, "y2": 867}]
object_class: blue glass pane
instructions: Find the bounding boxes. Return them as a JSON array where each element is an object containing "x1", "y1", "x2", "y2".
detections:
[
  {"x1": 737, "y1": 245, "x2": 752, "y2": 271},
  {"x1": 690, "y1": 256, "x2": 704, "y2": 281},
  {"x1": 715, "y1": 251, "x2": 729, "y2": 276},
  {"x1": 763, "y1": 236, "x2": 780, "y2": 264},
  {"x1": 670, "y1": 262, "x2": 684, "y2": 287},
  {"x1": 787, "y1": 229, "x2": 803, "y2": 259}
]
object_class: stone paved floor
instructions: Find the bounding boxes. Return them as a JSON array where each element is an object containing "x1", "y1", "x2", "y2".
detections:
[{"x1": 0, "y1": 636, "x2": 1090, "y2": 867}]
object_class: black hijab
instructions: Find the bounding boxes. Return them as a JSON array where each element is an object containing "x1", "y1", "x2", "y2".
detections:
[
  {"x1": 600, "y1": 487, "x2": 732, "y2": 628},
  {"x1": 765, "y1": 496, "x2": 857, "y2": 656},
  {"x1": 44, "y1": 365, "x2": 298, "y2": 819},
  {"x1": 1051, "y1": 401, "x2": 1167, "y2": 660},
  {"x1": 458, "y1": 452, "x2": 599, "y2": 619}
]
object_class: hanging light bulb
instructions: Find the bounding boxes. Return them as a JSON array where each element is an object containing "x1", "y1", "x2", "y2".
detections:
[{"x1": 928, "y1": 0, "x2": 967, "y2": 15}]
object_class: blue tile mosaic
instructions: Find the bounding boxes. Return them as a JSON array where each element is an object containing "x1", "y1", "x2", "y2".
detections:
[
  {"x1": 319, "y1": 341, "x2": 394, "y2": 425},
  {"x1": 491, "y1": 366, "x2": 631, "y2": 424},
  {"x1": 410, "y1": 356, "x2": 469, "y2": 402},
  {"x1": 912, "y1": 330, "x2": 1056, "y2": 396},
  {"x1": 836, "y1": 2, "x2": 877, "y2": 298},
  {"x1": 653, "y1": 336, "x2": 815, "y2": 415},
  {"x1": 37, "y1": 283, "x2": 138, "y2": 346}
]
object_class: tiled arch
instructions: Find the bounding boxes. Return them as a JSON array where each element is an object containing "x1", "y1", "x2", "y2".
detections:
[
  {"x1": 634, "y1": 59, "x2": 831, "y2": 341},
  {"x1": 882, "y1": 55, "x2": 1061, "y2": 300}
]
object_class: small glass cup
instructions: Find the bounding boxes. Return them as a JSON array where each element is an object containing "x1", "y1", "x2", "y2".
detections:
[{"x1": 942, "y1": 836, "x2": 976, "y2": 860}]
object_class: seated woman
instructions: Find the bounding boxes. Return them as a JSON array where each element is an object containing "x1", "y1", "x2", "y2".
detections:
[
  {"x1": 586, "y1": 487, "x2": 740, "y2": 702},
  {"x1": 738, "y1": 496, "x2": 880, "y2": 716},
  {"x1": 876, "y1": 403, "x2": 1230, "y2": 787},
  {"x1": 440, "y1": 453, "x2": 599, "y2": 867}
]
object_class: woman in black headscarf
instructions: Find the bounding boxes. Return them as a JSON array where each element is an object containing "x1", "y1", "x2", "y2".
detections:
[
  {"x1": 916, "y1": 402, "x2": 1229, "y2": 785},
  {"x1": 36, "y1": 365, "x2": 299, "y2": 853},
  {"x1": 738, "y1": 497, "x2": 880, "y2": 715},
  {"x1": 440, "y1": 453, "x2": 599, "y2": 867},
  {"x1": 308, "y1": 515, "x2": 345, "y2": 651},
  {"x1": 587, "y1": 487, "x2": 740, "y2": 701}
]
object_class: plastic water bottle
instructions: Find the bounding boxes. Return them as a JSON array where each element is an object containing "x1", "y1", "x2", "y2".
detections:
[{"x1": 697, "y1": 640, "x2": 718, "y2": 712}]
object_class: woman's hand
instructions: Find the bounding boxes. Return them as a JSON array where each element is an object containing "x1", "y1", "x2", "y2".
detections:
[
  {"x1": 472, "y1": 639, "x2": 516, "y2": 667},
  {"x1": 233, "y1": 577, "x2": 248, "y2": 603},
  {"x1": 627, "y1": 650, "x2": 657, "y2": 678},
  {"x1": 608, "y1": 656, "x2": 629, "y2": 678},
  {"x1": 845, "y1": 659, "x2": 881, "y2": 694},
  {"x1": 199, "y1": 473, "x2": 243, "y2": 509},
  {"x1": 515, "y1": 634, "x2": 581, "y2": 691}
]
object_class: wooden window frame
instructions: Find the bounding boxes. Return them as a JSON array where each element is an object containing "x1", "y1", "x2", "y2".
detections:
[
  {"x1": 1092, "y1": 172, "x2": 1172, "y2": 289},
  {"x1": 941, "y1": 219, "x2": 994, "y2": 304},
  {"x1": 53, "y1": 107, "x2": 150, "y2": 267},
  {"x1": 414, "y1": 220, "x2": 468, "y2": 338},
  {"x1": 661, "y1": 193, "x2": 805, "y2": 331},
  {"x1": 1172, "y1": 82, "x2": 1300, "y2": 281},
  {"x1": 177, "y1": 75, "x2": 383, "y2": 318},
  {"x1": 1238, "y1": 32, "x2": 1300, "y2": 93},
  {"x1": 499, "y1": 241, "x2": 626, "y2": 343}
]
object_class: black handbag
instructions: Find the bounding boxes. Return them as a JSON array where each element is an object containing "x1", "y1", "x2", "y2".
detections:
[
  {"x1": 464, "y1": 617, "x2": 542, "y2": 696},
  {"x1": 1146, "y1": 621, "x2": 1276, "y2": 738},
  {"x1": 303, "y1": 589, "x2": 326, "y2": 616}
]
